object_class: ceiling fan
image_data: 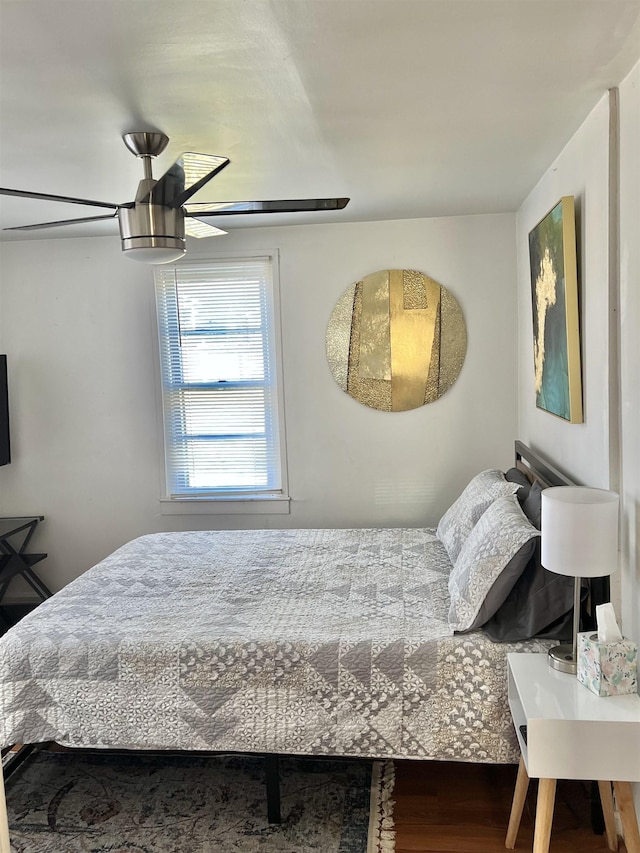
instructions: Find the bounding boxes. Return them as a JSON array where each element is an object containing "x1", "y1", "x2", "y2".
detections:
[{"x1": 0, "y1": 132, "x2": 350, "y2": 264}]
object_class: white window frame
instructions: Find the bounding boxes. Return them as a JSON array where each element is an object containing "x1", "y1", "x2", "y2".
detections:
[{"x1": 154, "y1": 250, "x2": 289, "y2": 515}]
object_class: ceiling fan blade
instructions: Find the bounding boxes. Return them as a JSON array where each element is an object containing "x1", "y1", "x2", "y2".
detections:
[
  {"x1": 0, "y1": 187, "x2": 120, "y2": 210},
  {"x1": 184, "y1": 218, "x2": 227, "y2": 239},
  {"x1": 185, "y1": 198, "x2": 350, "y2": 216},
  {"x1": 147, "y1": 153, "x2": 230, "y2": 208},
  {"x1": 4, "y1": 212, "x2": 118, "y2": 232}
]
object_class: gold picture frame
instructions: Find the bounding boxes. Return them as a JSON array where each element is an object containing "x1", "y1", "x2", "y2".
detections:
[{"x1": 528, "y1": 196, "x2": 583, "y2": 423}]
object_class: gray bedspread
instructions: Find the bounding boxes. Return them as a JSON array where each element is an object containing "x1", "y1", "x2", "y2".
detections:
[{"x1": 0, "y1": 528, "x2": 549, "y2": 762}]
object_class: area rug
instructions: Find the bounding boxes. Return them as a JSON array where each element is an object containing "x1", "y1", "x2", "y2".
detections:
[{"x1": 5, "y1": 751, "x2": 396, "y2": 853}]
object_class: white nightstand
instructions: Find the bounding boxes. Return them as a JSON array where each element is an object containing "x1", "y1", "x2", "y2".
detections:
[{"x1": 506, "y1": 652, "x2": 640, "y2": 853}]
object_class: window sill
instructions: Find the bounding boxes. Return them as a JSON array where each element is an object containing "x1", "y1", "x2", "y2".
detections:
[{"x1": 159, "y1": 495, "x2": 291, "y2": 516}]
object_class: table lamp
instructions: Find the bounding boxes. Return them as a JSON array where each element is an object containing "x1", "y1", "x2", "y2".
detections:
[{"x1": 541, "y1": 486, "x2": 619, "y2": 674}]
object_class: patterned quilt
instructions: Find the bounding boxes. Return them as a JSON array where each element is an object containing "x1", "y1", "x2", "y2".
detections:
[{"x1": 0, "y1": 528, "x2": 550, "y2": 763}]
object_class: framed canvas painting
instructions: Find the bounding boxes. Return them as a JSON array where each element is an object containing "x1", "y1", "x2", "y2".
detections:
[{"x1": 528, "y1": 196, "x2": 583, "y2": 423}]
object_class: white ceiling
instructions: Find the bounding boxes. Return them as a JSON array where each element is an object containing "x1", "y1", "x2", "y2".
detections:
[{"x1": 1, "y1": 0, "x2": 639, "y2": 242}]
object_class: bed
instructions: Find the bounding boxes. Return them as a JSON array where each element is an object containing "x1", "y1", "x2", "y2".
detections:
[{"x1": 0, "y1": 441, "x2": 596, "y2": 838}]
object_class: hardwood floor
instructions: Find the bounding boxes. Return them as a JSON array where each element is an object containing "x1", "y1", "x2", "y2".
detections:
[{"x1": 392, "y1": 760, "x2": 628, "y2": 852}]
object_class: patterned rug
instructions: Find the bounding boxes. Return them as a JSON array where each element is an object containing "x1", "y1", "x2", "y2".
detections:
[{"x1": 5, "y1": 751, "x2": 396, "y2": 852}]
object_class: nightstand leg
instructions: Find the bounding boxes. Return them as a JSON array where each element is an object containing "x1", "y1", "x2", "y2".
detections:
[
  {"x1": 597, "y1": 781, "x2": 619, "y2": 851},
  {"x1": 506, "y1": 755, "x2": 530, "y2": 848},
  {"x1": 613, "y1": 781, "x2": 640, "y2": 853},
  {"x1": 0, "y1": 763, "x2": 9, "y2": 853},
  {"x1": 533, "y1": 778, "x2": 556, "y2": 853}
]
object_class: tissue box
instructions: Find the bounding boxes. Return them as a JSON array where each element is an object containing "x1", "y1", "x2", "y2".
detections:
[{"x1": 577, "y1": 632, "x2": 638, "y2": 697}]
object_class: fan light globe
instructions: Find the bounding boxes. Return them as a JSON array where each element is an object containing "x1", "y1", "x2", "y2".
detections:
[{"x1": 124, "y1": 246, "x2": 186, "y2": 264}]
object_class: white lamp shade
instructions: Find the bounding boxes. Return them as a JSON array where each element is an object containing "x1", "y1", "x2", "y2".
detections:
[{"x1": 541, "y1": 486, "x2": 619, "y2": 578}]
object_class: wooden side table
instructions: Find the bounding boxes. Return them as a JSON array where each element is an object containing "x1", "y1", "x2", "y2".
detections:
[{"x1": 506, "y1": 652, "x2": 640, "y2": 853}]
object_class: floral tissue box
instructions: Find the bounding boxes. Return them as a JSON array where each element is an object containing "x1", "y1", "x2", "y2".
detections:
[{"x1": 577, "y1": 631, "x2": 638, "y2": 697}]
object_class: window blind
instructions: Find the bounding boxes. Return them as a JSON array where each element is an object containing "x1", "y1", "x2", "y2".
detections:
[{"x1": 155, "y1": 257, "x2": 283, "y2": 497}]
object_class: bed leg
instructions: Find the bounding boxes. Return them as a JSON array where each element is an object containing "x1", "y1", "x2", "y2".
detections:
[
  {"x1": 2, "y1": 743, "x2": 36, "y2": 780},
  {"x1": 0, "y1": 758, "x2": 10, "y2": 853},
  {"x1": 265, "y1": 754, "x2": 281, "y2": 824}
]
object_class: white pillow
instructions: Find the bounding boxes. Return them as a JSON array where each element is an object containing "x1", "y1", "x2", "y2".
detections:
[
  {"x1": 436, "y1": 469, "x2": 519, "y2": 563},
  {"x1": 448, "y1": 493, "x2": 540, "y2": 632}
]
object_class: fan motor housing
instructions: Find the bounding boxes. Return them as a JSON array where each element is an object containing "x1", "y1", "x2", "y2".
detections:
[{"x1": 117, "y1": 203, "x2": 185, "y2": 261}]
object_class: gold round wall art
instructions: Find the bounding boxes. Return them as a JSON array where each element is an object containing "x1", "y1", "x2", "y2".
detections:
[{"x1": 326, "y1": 269, "x2": 467, "y2": 412}]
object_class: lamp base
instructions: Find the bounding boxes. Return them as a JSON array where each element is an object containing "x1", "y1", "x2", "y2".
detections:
[{"x1": 548, "y1": 644, "x2": 577, "y2": 674}]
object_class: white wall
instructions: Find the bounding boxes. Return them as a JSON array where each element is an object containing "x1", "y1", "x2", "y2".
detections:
[
  {"x1": 0, "y1": 213, "x2": 518, "y2": 593},
  {"x1": 516, "y1": 94, "x2": 612, "y2": 491},
  {"x1": 619, "y1": 61, "x2": 640, "y2": 643}
]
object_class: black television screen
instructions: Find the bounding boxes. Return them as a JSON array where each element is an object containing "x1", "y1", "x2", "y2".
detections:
[{"x1": 0, "y1": 355, "x2": 10, "y2": 466}]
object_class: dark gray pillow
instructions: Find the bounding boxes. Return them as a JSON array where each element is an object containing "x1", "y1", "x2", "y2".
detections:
[
  {"x1": 482, "y1": 540, "x2": 575, "y2": 642},
  {"x1": 522, "y1": 480, "x2": 543, "y2": 529},
  {"x1": 505, "y1": 467, "x2": 531, "y2": 504}
]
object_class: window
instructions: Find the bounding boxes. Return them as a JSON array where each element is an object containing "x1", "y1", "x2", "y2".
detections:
[{"x1": 154, "y1": 254, "x2": 287, "y2": 504}]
